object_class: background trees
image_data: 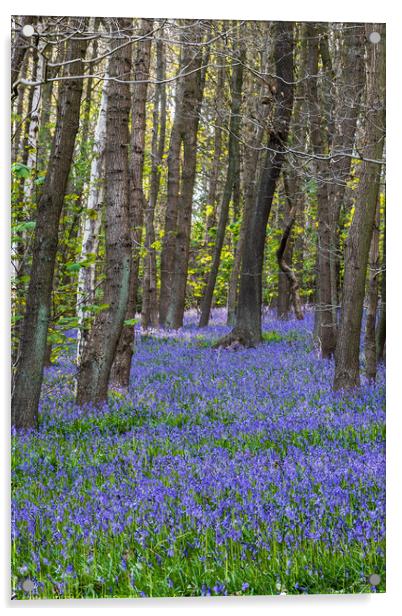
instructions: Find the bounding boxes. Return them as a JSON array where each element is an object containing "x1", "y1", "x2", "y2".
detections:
[{"x1": 11, "y1": 17, "x2": 386, "y2": 428}]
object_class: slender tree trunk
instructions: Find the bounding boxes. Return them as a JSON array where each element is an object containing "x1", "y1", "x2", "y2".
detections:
[
  {"x1": 199, "y1": 43, "x2": 244, "y2": 327},
  {"x1": 376, "y1": 214, "x2": 386, "y2": 362},
  {"x1": 328, "y1": 25, "x2": 365, "y2": 333},
  {"x1": 334, "y1": 24, "x2": 385, "y2": 390},
  {"x1": 277, "y1": 175, "x2": 304, "y2": 320},
  {"x1": 11, "y1": 16, "x2": 37, "y2": 95},
  {"x1": 216, "y1": 22, "x2": 294, "y2": 347},
  {"x1": 158, "y1": 47, "x2": 183, "y2": 326},
  {"x1": 11, "y1": 52, "x2": 28, "y2": 165},
  {"x1": 142, "y1": 33, "x2": 166, "y2": 329},
  {"x1": 111, "y1": 19, "x2": 153, "y2": 386},
  {"x1": 76, "y1": 18, "x2": 132, "y2": 405},
  {"x1": 160, "y1": 23, "x2": 206, "y2": 328},
  {"x1": 306, "y1": 24, "x2": 337, "y2": 358},
  {"x1": 203, "y1": 60, "x2": 224, "y2": 248},
  {"x1": 364, "y1": 200, "x2": 380, "y2": 381},
  {"x1": 76, "y1": 75, "x2": 108, "y2": 365},
  {"x1": 22, "y1": 34, "x2": 46, "y2": 205},
  {"x1": 12, "y1": 25, "x2": 88, "y2": 429}
]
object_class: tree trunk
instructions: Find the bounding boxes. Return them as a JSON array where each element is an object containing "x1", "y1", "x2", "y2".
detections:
[
  {"x1": 216, "y1": 22, "x2": 294, "y2": 347},
  {"x1": 76, "y1": 74, "x2": 108, "y2": 365},
  {"x1": 110, "y1": 19, "x2": 153, "y2": 387},
  {"x1": 76, "y1": 18, "x2": 132, "y2": 405},
  {"x1": 277, "y1": 175, "x2": 304, "y2": 320},
  {"x1": 22, "y1": 31, "x2": 46, "y2": 206},
  {"x1": 334, "y1": 24, "x2": 385, "y2": 390},
  {"x1": 160, "y1": 23, "x2": 206, "y2": 328},
  {"x1": 364, "y1": 200, "x2": 380, "y2": 381},
  {"x1": 12, "y1": 24, "x2": 88, "y2": 429},
  {"x1": 305, "y1": 24, "x2": 337, "y2": 358},
  {"x1": 199, "y1": 42, "x2": 244, "y2": 327},
  {"x1": 376, "y1": 214, "x2": 386, "y2": 362},
  {"x1": 226, "y1": 29, "x2": 272, "y2": 326},
  {"x1": 203, "y1": 60, "x2": 224, "y2": 248},
  {"x1": 142, "y1": 32, "x2": 166, "y2": 330},
  {"x1": 11, "y1": 16, "x2": 37, "y2": 95},
  {"x1": 327, "y1": 25, "x2": 365, "y2": 335}
]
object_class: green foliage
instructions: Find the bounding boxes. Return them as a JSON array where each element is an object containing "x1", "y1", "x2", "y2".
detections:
[
  {"x1": 262, "y1": 330, "x2": 283, "y2": 343},
  {"x1": 12, "y1": 162, "x2": 30, "y2": 179}
]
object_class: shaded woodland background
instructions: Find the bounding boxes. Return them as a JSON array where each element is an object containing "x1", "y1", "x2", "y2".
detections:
[{"x1": 11, "y1": 17, "x2": 385, "y2": 429}]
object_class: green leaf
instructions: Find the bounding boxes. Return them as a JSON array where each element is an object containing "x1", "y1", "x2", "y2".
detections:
[
  {"x1": 12, "y1": 221, "x2": 36, "y2": 235},
  {"x1": 123, "y1": 318, "x2": 139, "y2": 326},
  {"x1": 65, "y1": 262, "x2": 82, "y2": 273},
  {"x1": 12, "y1": 162, "x2": 30, "y2": 179}
]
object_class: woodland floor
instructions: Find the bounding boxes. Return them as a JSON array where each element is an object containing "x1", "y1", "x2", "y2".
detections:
[{"x1": 11, "y1": 308, "x2": 385, "y2": 599}]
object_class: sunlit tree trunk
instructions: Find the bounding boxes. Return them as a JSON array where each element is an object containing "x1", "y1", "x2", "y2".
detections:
[{"x1": 76, "y1": 74, "x2": 108, "y2": 365}]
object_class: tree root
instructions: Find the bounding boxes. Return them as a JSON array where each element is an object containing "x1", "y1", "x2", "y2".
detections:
[{"x1": 212, "y1": 328, "x2": 259, "y2": 350}]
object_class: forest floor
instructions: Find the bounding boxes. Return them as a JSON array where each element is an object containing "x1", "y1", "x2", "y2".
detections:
[{"x1": 11, "y1": 309, "x2": 385, "y2": 599}]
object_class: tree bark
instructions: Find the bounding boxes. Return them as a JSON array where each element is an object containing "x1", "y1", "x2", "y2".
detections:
[
  {"x1": 277, "y1": 175, "x2": 304, "y2": 320},
  {"x1": 226, "y1": 27, "x2": 272, "y2": 326},
  {"x1": 306, "y1": 24, "x2": 337, "y2": 358},
  {"x1": 160, "y1": 22, "x2": 206, "y2": 328},
  {"x1": 76, "y1": 74, "x2": 108, "y2": 365},
  {"x1": 376, "y1": 213, "x2": 386, "y2": 362},
  {"x1": 199, "y1": 41, "x2": 244, "y2": 328},
  {"x1": 334, "y1": 24, "x2": 385, "y2": 390},
  {"x1": 327, "y1": 25, "x2": 365, "y2": 336},
  {"x1": 142, "y1": 32, "x2": 166, "y2": 330},
  {"x1": 11, "y1": 16, "x2": 37, "y2": 95},
  {"x1": 216, "y1": 22, "x2": 294, "y2": 347},
  {"x1": 76, "y1": 18, "x2": 132, "y2": 405},
  {"x1": 110, "y1": 18, "x2": 153, "y2": 386},
  {"x1": 364, "y1": 200, "x2": 380, "y2": 381},
  {"x1": 12, "y1": 24, "x2": 88, "y2": 429}
]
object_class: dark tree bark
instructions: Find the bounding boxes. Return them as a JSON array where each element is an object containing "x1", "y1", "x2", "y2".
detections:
[
  {"x1": 76, "y1": 18, "x2": 132, "y2": 405},
  {"x1": 159, "y1": 22, "x2": 206, "y2": 328},
  {"x1": 227, "y1": 27, "x2": 272, "y2": 326},
  {"x1": 277, "y1": 175, "x2": 304, "y2": 320},
  {"x1": 334, "y1": 24, "x2": 385, "y2": 390},
  {"x1": 276, "y1": 32, "x2": 307, "y2": 320},
  {"x1": 364, "y1": 200, "x2": 380, "y2": 381},
  {"x1": 11, "y1": 24, "x2": 88, "y2": 429},
  {"x1": 111, "y1": 18, "x2": 153, "y2": 386},
  {"x1": 199, "y1": 41, "x2": 244, "y2": 328},
  {"x1": 142, "y1": 32, "x2": 166, "y2": 330},
  {"x1": 216, "y1": 22, "x2": 294, "y2": 347}
]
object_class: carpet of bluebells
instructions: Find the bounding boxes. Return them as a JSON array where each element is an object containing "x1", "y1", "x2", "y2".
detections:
[{"x1": 11, "y1": 308, "x2": 385, "y2": 599}]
